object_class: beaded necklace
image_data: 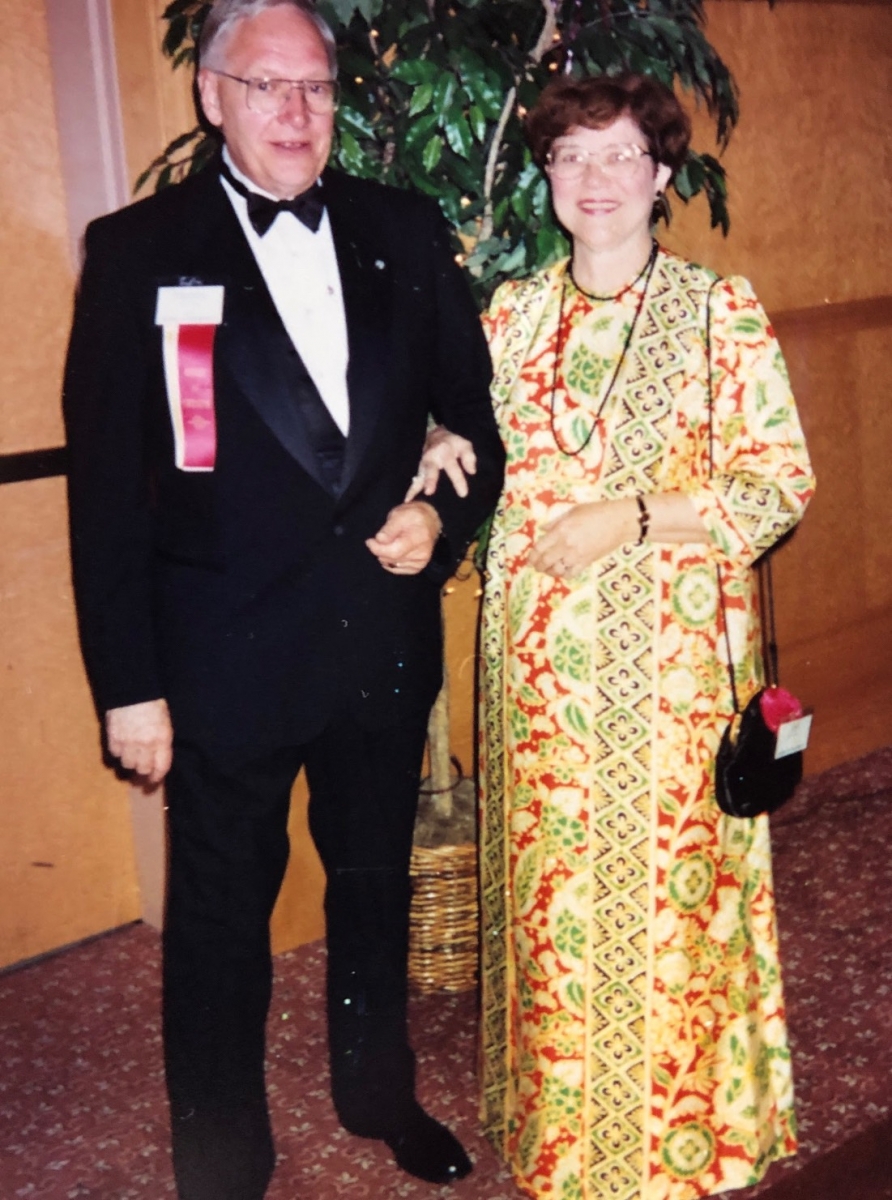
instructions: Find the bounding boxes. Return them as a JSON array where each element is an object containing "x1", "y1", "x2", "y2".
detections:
[{"x1": 550, "y1": 240, "x2": 659, "y2": 457}]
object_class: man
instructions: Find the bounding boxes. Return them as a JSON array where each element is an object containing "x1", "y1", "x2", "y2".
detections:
[{"x1": 63, "y1": 2, "x2": 504, "y2": 1196}]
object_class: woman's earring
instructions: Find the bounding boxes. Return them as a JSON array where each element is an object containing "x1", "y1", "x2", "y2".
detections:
[{"x1": 652, "y1": 191, "x2": 671, "y2": 225}]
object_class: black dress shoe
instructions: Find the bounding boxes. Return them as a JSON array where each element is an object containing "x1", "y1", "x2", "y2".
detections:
[{"x1": 381, "y1": 1103, "x2": 473, "y2": 1185}]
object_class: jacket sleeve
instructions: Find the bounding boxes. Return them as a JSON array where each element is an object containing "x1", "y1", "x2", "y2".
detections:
[
  {"x1": 418, "y1": 203, "x2": 505, "y2": 580},
  {"x1": 62, "y1": 217, "x2": 164, "y2": 714}
]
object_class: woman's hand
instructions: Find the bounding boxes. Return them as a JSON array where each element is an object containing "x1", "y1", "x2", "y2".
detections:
[
  {"x1": 529, "y1": 498, "x2": 638, "y2": 578},
  {"x1": 405, "y1": 425, "x2": 477, "y2": 501},
  {"x1": 529, "y1": 492, "x2": 709, "y2": 578}
]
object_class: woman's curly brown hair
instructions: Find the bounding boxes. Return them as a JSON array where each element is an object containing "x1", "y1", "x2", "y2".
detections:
[{"x1": 526, "y1": 73, "x2": 691, "y2": 177}]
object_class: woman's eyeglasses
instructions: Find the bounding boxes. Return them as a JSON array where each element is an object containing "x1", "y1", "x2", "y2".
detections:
[{"x1": 546, "y1": 143, "x2": 653, "y2": 181}]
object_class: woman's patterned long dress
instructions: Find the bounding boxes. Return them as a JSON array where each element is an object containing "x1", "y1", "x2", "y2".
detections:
[{"x1": 478, "y1": 250, "x2": 816, "y2": 1200}]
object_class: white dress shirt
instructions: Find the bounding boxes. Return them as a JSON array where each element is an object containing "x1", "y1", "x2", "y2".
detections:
[{"x1": 220, "y1": 148, "x2": 351, "y2": 435}]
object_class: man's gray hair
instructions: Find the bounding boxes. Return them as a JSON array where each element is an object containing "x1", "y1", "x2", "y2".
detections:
[{"x1": 199, "y1": 0, "x2": 338, "y2": 76}]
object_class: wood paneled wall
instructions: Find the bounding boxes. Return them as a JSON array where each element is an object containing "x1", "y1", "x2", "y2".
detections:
[
  {"x1": 664, "y1": 0, "x2": 892, "y2": 774},
  {"x1": 1, "y1": 0, "x2": 889, "y2": 967},
  {"x1": 0, "y1": 3, "x2": 140, "y2": 970}
]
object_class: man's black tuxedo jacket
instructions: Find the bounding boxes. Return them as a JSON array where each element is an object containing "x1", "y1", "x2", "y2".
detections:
[{"x1": 63, "y1": 161, "x2": 504, "y2": 767}]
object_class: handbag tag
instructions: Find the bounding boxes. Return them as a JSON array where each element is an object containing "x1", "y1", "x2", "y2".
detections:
[{"x1": 775, "y1": 714, "x2": 812, "y2": 759}]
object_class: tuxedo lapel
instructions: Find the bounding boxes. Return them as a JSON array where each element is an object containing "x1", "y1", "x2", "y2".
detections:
[
  {"x1": 324, "y1": 171, "x2": 393, "y2": 496},
  {"x1": 178, "y1": 167, "x2": 339, "y2": 493},
  {"x1": 168, "y1": 165, "x2": 393, "y2": 496}
]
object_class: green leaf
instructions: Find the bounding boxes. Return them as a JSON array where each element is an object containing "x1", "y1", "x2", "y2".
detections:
[
  {"x1": 509, "y1": 160, "x2": 541, "y2": 220},
  {"x1": 444, "y1": 110, "x2": 473, "y2": 160},
  {"x1": 403, "y1": 111, "x2": 438, "y2": 154},
  {"x1": 162, "y1": 0, "x2": 198, "y2": 17},
  {"x1": 390, "y1": 59, "x2": 437, "y2": 87},
  {"x1": 336, "y1": 103, "x2": 375, "y2": 140},
  {"x1": 455, "y1": 49, "x2": 509, "y2": 121},
  {"x1": 409, "y1": 81, "x2": 434, "y2": 117},
  {"x1": 326, "y1": 0, "x2": 381, "y2": 23},
  {"x1": 468, "y1": 103, "x2": 487, "y2": 144},
  {"x1": 133, "y1": 164, "x2": 154, "y2": 194},
  {"x1": 536, "y1": 223, "x2": 568, "y2": 265},
  {"x1": 404, "y1": 157, "x2": 445, "y2": 198},
  {"x1": 164, "y1": 128, "x2": 201, "y2": 155},
  {"x1": 423, "y1": 134, "x2": 444, "y2": 172},
  {"x1": 433, "y1": 72, "x2": 458, "y2": 123},
  {"x1": 355, "y1": 0, "x2": 382, "y2": 21},
  {"x1": 335, "y1": 128, "x2": 367, "y2": 174},
  {"x1": 162, "y1": 14, "x2": 188, "y2": 58}
]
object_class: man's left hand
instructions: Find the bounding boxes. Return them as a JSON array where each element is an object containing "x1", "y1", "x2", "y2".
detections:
[{"x1": 366, "y1": 502, "x2": 442, "y2": 574}]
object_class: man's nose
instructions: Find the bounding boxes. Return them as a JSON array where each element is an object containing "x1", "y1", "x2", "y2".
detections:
[{"x1": 277, "y1": 84, "x2": 310, "y2": 124}]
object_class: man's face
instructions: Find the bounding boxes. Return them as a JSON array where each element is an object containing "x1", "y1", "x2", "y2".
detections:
[{"x1": 198, "y1": 6, "x2": 334, "y2": 199}]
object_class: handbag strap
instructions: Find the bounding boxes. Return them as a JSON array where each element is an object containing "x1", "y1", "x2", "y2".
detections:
[{"x1": 705, "y1": 279, "x2": 779, "y2": 714}]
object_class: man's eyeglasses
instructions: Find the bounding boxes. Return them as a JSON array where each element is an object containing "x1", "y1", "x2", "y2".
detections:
[
  {"x1": 546, "y1": 143, "x2": 653, "y2": 181},
  {"x1": 214, "y1": 72, "x2": 340, "y2": 116}
]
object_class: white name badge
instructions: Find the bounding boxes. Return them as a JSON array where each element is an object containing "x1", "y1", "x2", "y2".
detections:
[
  {"x1": 155, "y1": 285, "x2": 224, "y2": 327},
  {"x1": 775, "y1": 714, "x2": 812, "y2": 759}
]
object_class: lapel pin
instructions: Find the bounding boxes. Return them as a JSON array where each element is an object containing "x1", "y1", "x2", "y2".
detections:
[{"x1": 374, "y1": 259, "x2": 386, "y2": 270}]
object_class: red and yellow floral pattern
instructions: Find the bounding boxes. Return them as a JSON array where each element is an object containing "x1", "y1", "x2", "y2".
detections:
[{"x1": 478, "y1": 251, "x2": 815, "y2": 1200}]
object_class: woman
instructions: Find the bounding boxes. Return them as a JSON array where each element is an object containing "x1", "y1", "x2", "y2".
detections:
[{"x1": 421, "y1": 73, "x2": 814, "y2": 1199}]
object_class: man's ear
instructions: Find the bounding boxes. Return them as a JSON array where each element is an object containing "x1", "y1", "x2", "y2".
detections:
[{"x1": 197, "y1": 69, "x2": 223, "y2": 129}]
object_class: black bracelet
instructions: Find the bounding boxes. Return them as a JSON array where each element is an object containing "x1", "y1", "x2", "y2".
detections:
[{"x1": 635, "y1": 495, "x2": 650, "y2": 545}]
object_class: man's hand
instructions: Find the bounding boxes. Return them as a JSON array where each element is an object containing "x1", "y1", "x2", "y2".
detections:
[
  {"x1": 366, "y1": 502, "x2": 442, "y2": 575},
  {"x1": 405, "y1": 425, "x2": 477, "y2": 501},
  {"x1": 105, "y1": 699, "x2": 174, "y2": 785}
]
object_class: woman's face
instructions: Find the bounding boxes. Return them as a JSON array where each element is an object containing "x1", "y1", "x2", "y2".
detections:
[{"x1": 547, "y1": 115, "x2": 672, "y2": 259}]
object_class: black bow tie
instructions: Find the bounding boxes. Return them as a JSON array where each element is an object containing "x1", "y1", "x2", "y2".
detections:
[{"x1": 220, "y1": 160, "x2": 325, "y2": 236}]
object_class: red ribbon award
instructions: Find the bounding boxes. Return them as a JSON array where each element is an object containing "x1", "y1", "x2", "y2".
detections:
[{"x1": 155, "y1": 285, "x2": 225, "y2": 472}]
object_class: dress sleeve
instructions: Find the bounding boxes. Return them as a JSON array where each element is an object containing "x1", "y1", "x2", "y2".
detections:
[{"x1": 686, "y1": 275, "x2": 815, "y2": 567}]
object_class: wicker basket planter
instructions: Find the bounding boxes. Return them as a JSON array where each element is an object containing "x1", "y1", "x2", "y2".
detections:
[{"x1": 408, "y1": 774, "x2": 479, "y2": 994}]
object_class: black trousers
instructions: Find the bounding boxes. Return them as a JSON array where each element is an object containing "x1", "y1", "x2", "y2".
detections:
[{"x1": 162, "y1": 712, "x2": 429, "y2": 1200}]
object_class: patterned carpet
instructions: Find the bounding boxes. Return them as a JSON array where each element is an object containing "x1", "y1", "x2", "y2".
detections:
[{"x1": 1, "y1": 746, "x2": 890, "y2": 1200}]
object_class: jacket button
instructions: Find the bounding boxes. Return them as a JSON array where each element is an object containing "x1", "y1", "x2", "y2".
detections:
[{"x1": 333, "y1": 523, "x2": 345, "y2": 536}]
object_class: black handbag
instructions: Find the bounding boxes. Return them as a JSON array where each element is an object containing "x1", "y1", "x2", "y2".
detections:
[
  {"x1": 714, "y1": 559, "x2": 804, "y2": 818},
  {"x1": 705, "y1": 280, "x2": 806, "y2": 819}
]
